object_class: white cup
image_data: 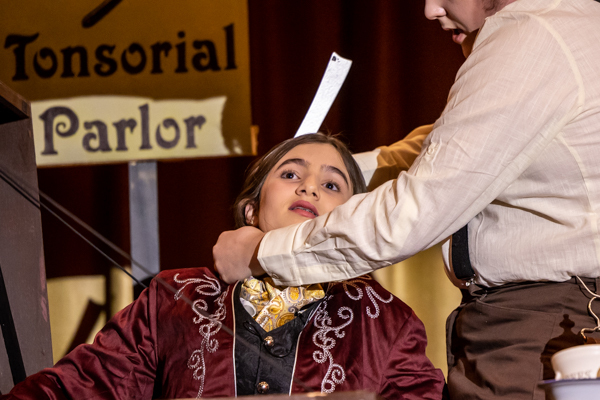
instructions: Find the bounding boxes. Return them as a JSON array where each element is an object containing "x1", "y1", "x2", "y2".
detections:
[{"x1": 551, "y1": 344, "x2": 600, "y2": 380}]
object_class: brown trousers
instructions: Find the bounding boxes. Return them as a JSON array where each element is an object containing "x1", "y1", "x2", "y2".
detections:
[{"x1": 446, "y1": 277, "x2": 600, "y2": 400}]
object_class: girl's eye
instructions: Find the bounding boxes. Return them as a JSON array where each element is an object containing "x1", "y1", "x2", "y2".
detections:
[
  {"x1": 324, "y1": 182, "x2": 340, "y2": 191},
  {"x1": 281, "y1": 171, "x2": 298, "y2": 179}
]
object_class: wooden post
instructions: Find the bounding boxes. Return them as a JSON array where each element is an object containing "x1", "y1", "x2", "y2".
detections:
[
  {"x1": 0, "y1": 80, "x2": 53, "y2": 393},
  {"x1": 129, "y1": 160, "x2": 160, "y2": 292}
]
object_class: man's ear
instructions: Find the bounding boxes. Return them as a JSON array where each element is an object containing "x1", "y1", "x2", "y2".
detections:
[{"x1": 244, "y1": 203, "x2": 258, "y2": 226}]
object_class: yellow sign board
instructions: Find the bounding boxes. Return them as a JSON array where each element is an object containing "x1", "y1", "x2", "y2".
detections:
[{"x1": 0, "y1": 0, "x2": 251, "y2": 166}]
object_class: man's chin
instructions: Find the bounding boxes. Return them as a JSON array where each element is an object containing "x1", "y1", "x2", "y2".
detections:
[
  {"x1": 460, "y1": 30, "x2": 479, "y2": 58},
  {"x1": 452, "y1": 31, "x2": 467, "y2": 45}
]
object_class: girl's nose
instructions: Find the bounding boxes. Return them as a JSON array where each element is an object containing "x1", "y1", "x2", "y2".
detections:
[{"x1": 296, "y1": 178, "x2": 319, "y2": 198}]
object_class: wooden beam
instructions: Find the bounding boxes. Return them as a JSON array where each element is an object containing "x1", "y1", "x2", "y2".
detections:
[{"x1": 0, "y1": 80, "x2": 30, "y2": 124}]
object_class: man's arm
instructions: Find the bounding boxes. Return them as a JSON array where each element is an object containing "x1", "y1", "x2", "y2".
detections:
[
  {"x1": 217, "y1": 18, "x2": 581, "y2": 286},
  {"x1": 213, "y1": 126, "x2": 431, "y2": 283}
]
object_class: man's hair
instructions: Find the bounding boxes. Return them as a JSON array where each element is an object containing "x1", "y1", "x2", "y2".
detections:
[{"x1": 233, "y1": 133, "x2": 367, "y2": 228}]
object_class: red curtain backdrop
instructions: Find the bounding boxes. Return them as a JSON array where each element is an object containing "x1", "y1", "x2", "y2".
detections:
[{"x1": 38, "y1": 1, "x2": 464, "y2": 279}]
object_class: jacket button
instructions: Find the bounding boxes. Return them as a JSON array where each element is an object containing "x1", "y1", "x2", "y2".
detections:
[
  {"x1": 256, "y1": 381, "x2": 269, "y2": 394},
  {"x1": 264, "y1": 336, "x2": 274, "y2": 347}
]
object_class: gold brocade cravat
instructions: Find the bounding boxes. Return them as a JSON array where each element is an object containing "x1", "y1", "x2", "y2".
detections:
[{"x1": 239, "y1": 277, "x2": 325, "y2": 332}]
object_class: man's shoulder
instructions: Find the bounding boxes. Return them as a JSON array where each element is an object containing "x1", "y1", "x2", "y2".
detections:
[{"x1": 482, "y1": 0, "x2": 588, "y2": 46}]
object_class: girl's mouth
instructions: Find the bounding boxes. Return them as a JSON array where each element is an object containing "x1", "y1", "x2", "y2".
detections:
[{"x1": 289, "y1": 201, "x2": 319, "y2": 218}]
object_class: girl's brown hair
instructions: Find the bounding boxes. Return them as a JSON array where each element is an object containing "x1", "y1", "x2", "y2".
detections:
[{"x1": 233, "y1": 133, "x2": 367, "y2": 228}]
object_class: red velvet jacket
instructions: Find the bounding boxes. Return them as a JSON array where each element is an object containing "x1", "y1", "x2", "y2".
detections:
[{"x1": 3, "y1": 268, "x2": 444, "y2": 399}]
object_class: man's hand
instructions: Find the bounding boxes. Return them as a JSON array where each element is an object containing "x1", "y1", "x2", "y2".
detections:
[{"x1": 213, "y1": 226, "x2": 266, "y2": 283}]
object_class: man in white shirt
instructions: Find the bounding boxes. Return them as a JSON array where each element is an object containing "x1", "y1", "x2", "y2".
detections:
[{"x1": 214, "y1": 0, "x2": 600, "y2": 398}]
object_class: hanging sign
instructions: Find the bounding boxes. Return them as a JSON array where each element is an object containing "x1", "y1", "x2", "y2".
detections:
[{"x1": 0, "y1": 0, "x2": 251, "y2": 166}]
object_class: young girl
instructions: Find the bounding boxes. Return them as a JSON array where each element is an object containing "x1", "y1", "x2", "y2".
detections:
[{"x1": 3, "y1": 134, "x2": 444, "y2": 399}]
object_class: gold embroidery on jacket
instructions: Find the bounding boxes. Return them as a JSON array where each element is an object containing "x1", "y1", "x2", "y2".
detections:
[
  {"x1": 311, "y1": 276, "x2": 393, "y2": 393},
  {"x1": 174, "y1": 273, "x2": 229, "y2": 399}
]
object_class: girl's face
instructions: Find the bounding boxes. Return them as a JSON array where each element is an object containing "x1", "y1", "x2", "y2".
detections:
[{"x1": 251, "y1": 143, "x2": 353, "y2": 232}]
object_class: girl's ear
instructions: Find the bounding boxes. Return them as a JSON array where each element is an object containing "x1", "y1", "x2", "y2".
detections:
[{"x1": 244, "y1": 203, "x2": 258, "y2": 226}]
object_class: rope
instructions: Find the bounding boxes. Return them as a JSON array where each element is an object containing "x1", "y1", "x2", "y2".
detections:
[{"x1": 576, "y1": 276, "x2": 600, "y2": 341}]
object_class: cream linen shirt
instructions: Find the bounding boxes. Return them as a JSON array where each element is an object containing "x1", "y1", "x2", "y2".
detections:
[{"x1": 259, "y1": 0, "x2": 600, "y2": 287}]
